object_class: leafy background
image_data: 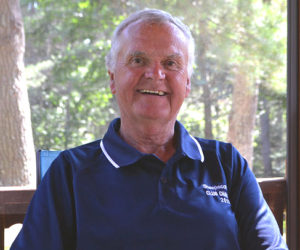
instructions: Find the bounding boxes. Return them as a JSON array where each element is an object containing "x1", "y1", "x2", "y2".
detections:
[{"x1": 20, "y1": 0, "x2": 287, "y2": 177}]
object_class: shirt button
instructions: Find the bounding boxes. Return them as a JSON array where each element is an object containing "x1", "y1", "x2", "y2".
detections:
[{"x1": 160, "y1": 177, "x2": 168, "y2": 184}]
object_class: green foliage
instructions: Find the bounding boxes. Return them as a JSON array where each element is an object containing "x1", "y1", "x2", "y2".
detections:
[{"x1": 21, "y1": 0, "x2": 286, "y2": 177}]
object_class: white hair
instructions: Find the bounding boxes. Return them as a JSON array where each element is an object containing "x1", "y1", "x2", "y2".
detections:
[{"x1": 105, "y1": 9, "x2": 195, "y2": 77}]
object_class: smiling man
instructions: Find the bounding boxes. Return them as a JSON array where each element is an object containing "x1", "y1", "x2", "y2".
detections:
[
  {"x1": 108, "y1": 19, "x2": 191, "y2": 163},
  {"x1": 12, "y1": 9, "x2": 288, "y2": 250}
]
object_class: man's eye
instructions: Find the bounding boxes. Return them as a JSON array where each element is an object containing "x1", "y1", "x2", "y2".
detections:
[
  {"x1": 128, "y1": 56, "x2": 148, "y2": 67},
  {"x1": 167, "y1": 61, "x2": 175, "y2": 66},
  {"x1": 132, "y1": 57, "x2": 143, "y2": 64},
  {"x1": 165, "y1": 60, "x2": 178, "y2": 69}
]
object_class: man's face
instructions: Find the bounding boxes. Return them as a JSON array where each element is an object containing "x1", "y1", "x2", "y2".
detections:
[{"x1": 108, "y1": 21, "x2": 191, "y2": 124}]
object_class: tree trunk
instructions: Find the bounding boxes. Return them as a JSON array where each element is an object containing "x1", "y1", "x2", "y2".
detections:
[
  {"x1": 197, "y1": 45, "x2": 213, "y2": 140},
  {"x1": 227, "y1": 67, "x2": 258, "y2": 168},
  {"x1": 0, "y1": 0, "x2": 36, "y2": 186},
  {"x1": 203, "y1": 84, "x2": 213, "y2": 139},
  {"x1": 260, "y1": 98, "x2": 273, "y2": 176}
]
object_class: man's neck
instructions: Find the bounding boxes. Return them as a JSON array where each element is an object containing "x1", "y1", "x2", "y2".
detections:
[{"x1": 119, "y1": 118, "x2": 177, "y2": 163}]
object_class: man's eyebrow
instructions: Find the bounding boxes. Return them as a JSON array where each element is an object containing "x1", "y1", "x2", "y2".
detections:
[
  {"x1": 126, "y1": 51, "x2": 184, "y2": 61},
  {"x1": 128, "y1": 51, "x2": 147, "y2": 57},
  {"x1": 165, "y1": 53, "x2": 184, "y2": 60}
]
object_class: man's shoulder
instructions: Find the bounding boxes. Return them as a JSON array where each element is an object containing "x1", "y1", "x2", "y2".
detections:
[
  {"x1": 193, "y1": 137, "x2": 247, "y2": 176},
  {"x1": 59, "y1": 139, "x2": 104, "y2": 168},
  {"x1": 193, "y1": 137, "x2": 235, "y2": 154},
  {"x1": 67, "y1": 139, "x2": 102, "y2": 153}
]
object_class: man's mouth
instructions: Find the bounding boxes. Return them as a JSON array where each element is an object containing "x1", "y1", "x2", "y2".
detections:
[{"x1": 137, "y1": 89, "x2": 167, "y2": 96}]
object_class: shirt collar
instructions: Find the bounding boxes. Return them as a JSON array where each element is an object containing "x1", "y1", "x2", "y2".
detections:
[
  {"x1": 175, "y1": 121, "x2": 205, "y2": 162},
  {"x1": 100, "y1": 118, "x2": 204, "y2": 168}
]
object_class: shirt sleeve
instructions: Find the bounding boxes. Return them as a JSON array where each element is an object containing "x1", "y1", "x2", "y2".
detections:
[
  {"x1": 10, "y1": 152, "x2": 76, "y2": 250},
  {"x1": 227, "y1": 145, "x2": 288, "y2": 250}
]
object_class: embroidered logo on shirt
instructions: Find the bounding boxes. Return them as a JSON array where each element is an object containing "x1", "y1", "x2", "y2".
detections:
[{"x1": 202, "y1": 184, "x2": 230, "y2": 204}]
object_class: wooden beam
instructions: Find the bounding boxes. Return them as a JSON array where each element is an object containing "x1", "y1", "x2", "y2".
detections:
[
  {"x1": 298, "y1": 0, "x2": 300, "y2": 244},
  {"x1": 286, "y1": 0, "x2": 300, "y2": 248}
]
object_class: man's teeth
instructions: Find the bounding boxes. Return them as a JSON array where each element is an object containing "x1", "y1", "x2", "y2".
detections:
[{"x1": 139, "y1": 90, "x2": 166, "y2": 96}]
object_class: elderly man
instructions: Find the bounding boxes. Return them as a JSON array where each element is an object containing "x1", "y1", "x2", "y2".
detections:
[{"x1": 12, "y1": 9, "x2": 287, "y2": 250}]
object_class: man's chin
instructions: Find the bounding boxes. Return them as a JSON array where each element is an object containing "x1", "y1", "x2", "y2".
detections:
[{"x1": 135, "y1": 113, "x2": 175, "y2": 124}]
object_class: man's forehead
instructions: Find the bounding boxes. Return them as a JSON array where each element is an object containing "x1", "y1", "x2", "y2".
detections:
[
  {"x1": 120, "y1": 22, "x2": 188, "y2": 48},
  {"x1": 121, "y1": 19, "x2": 186, "y2": 41}
]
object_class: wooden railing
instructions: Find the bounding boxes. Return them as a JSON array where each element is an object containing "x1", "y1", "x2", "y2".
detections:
[
  {"x1": 258, "y1": 177, "x2": 287, "y2": 234},
  {"x1": 0, "y1": 178, "x2": 287, "y2": 250},
  {"x1": 0, "y1": 187, "x2": 35, "y2": 250}
]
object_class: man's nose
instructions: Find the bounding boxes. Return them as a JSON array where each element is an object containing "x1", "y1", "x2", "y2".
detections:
[{"x1": 144, "y1": 63, "x2": 165, "y2": 80}]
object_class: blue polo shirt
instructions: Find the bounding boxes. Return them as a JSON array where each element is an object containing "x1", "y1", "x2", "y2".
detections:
[{"x1": 12, "y1": 118, "x2": 287, "y2": 250}]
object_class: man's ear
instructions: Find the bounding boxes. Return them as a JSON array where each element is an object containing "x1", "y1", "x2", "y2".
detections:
[
  {"x1": 108, "y1": 71, "x2": 116, "y2": 94},
  {"x1": 185, "y1": 78, "x2": 191, "y2": 98}
]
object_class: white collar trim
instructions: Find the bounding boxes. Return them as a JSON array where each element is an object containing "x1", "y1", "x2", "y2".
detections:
[
  {"x1": 100, "y1": 134, "x2": 204, "y2": 169},
  {"x1": 100, "y1": 140, "x2": 120, "y2": 168},
  {"x1": 189, "y1": 135, "x2": 205, "y2": 162}
]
